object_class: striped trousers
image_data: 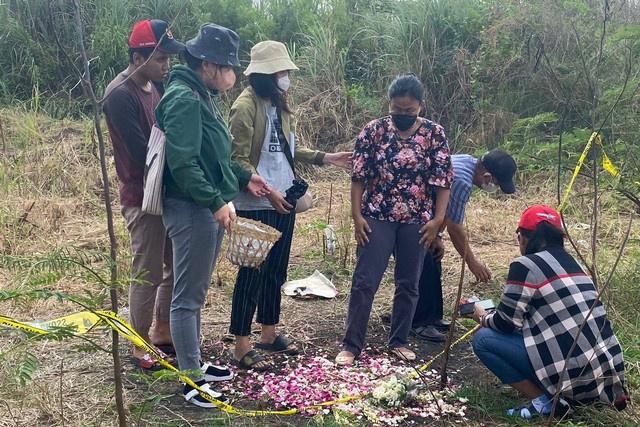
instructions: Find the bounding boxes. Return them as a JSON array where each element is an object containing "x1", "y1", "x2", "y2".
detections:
[{"x1": 229, "y1": 209, "x2": 296, "y2": 336}]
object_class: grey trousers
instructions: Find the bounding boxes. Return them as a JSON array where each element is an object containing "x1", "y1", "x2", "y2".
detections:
[
  {"x1": 342, "y1": 217, "x2": 426, "y2": 356},
  {"x1": 121, "y1": 206, "x2": 173, "y2": 343},
  {"x1": 163, "y1": 198, "x2": 224, "y2": 380}
]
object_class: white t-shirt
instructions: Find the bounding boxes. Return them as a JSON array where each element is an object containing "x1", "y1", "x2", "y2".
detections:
[{"x1": 233, "y1": 103, "x2": 296, "y2": 211}]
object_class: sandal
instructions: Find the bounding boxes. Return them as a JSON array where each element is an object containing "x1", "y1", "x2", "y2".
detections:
[
  {"x1": 130, "y1": 353, "x2": 170, "y2": 372},
  {"x1": 154, "y1": 347, "x2": 176, "y2": 364},
  {"x1": 230, "y1": 349, "x2": 273, "y2": 372},
  {"x1": 390, "y1": 347, "x2": 416, "y2": 362},
  {"x1": 154, "y1": 343, "x2": 176, "y2": 356},
  {"x1": 335, "y1": 351, "x2": 356, "y2": 366},
  {"x1": 255, "y1": 334, "x2": 299, "y2": 355}
]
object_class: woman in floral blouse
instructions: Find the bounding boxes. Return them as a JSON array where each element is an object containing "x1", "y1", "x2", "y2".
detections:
[{"x1": 336, "y1": 73, "x2": 453, "y2": 365}]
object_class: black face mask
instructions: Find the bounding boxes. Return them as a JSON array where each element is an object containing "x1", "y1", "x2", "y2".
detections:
[{"x1": 391, "y1": 114, "x2": 417, "y2": 131}]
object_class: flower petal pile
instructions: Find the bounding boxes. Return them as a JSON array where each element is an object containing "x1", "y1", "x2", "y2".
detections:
[{"x1": 224, "y1": 350, "x2": 468, "y2": 425}]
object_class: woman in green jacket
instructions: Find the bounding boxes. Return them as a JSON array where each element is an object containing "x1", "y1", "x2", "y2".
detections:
[
  {"x1": 228, "y1": 40, "x2": 351, "y2": 370},
  {"x1": 155, "y1": 24, "x2": 269, "y2": 408}
]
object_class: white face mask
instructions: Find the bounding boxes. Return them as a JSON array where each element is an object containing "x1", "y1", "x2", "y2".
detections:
[
  {"x1": 277, "y1": 75, "x2": 291, "y2": 92},
  {"x1": 481, "y1": 182, "x2": 499, "y2": 193}
]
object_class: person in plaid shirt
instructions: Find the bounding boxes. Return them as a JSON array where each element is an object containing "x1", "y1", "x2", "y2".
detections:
[{"x1": 472, "y1": 205, "x2": 627, "y2": 419}]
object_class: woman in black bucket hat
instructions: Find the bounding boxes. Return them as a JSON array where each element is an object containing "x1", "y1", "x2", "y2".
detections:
[{"x1": 155, "y1": 23, "x2": 270, "y2": 408}]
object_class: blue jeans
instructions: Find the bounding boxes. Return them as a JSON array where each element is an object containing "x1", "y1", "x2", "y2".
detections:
[
  {"x1": 163, "y1": 198, "x2": 224, "y2": 381},
  {"x1": 472, "y1": 327, "x2": 540, "y2": 385}
]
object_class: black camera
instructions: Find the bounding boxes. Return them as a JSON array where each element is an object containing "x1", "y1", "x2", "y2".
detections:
[{"x1": 284, "y1": 178, "x2": 309, "y2": 211}]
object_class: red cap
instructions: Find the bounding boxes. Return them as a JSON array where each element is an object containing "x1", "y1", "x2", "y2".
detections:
[
  {"x1": 518, "y1": 205, "x2": 563, "y2": 231},
  {"x1": 129, "y1": 20, "x2": 184, "y2": 54}
]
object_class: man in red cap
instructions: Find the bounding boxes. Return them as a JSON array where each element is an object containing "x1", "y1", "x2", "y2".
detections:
[{"x1": 103, "y1": 19, "x2": 184, "y2": 371}]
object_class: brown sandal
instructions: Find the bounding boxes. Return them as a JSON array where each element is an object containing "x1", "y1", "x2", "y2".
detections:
[
  {"x1": 390, "y1": 347, "x2": 416, "y2": 362},
  {"x1": 335, "y1": 351, "x2": 356, "y2": 366}
]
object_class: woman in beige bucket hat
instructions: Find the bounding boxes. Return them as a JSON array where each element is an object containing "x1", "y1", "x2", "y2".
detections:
[{"x1": 228, "y1": 40, "x2": 352, "y2": 370}]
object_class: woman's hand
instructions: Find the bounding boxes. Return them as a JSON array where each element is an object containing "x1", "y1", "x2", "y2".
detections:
[
  {"x1": 472, "y1": 304, "x2": 487, "y2": 324},
  {"x1": 266, "y1": 190, "x2": 293, "y2": 214},
  {"x1": 353, "y1": 214, "x2": 371, "y2": 245},
  {"x1": 418, "y1": 217, "x2": 444, "y2": 249},
  {"x1": 247, "y1": 174, "x2": 271, "y2": 197},
  {"x1": 324, "y1": 151, "x2": 353, "y2": 169},
  {"x1": 214, "y1": 203, "x2": 236, "y2": 232}
]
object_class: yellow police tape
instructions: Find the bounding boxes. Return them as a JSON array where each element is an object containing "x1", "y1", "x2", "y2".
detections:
[
  {"x1": 558, "y1": 132, "x2": 619, "y2": 212},
  {"x1": 0, "y1": 310, "x2": 476, "y2": 415}
]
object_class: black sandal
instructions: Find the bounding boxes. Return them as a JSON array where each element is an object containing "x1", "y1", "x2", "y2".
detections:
[
  {"x1": 230, "y1": 349, "x2": 273, "y2": 372},
  {"x1": 255, "y1": 334, "x2": 299, "y2": 355}
]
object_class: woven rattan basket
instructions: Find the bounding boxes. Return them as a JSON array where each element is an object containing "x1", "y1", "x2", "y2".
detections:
[{"x1": 226, "y1": 218, "x2": 282, "y2": 269}]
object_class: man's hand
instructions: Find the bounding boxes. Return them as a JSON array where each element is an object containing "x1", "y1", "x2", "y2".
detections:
[
  {"x1": 323, "y1": 151, "x2": 353, "y2": 169},
  {"x1": 418, "y1": 218, "x2": 444, "y2": 249},
  {"x1": 353, "y1": 214, "x2": 371, "y2": 245},
  {"x1": 266, "y1": 190, "x2": 293, "y2": 214},
  {"x1": 247, "y1": 174, "x2": 270, "y2": 197},
  {"x1": 431, "y1": 237, "x2": 445, "y2": 262},
  {"x1": 468, "y1": 257, "x2": 491, "y2": 283},
  {"x1": 214, "y1": 203, "x2": 236, "y2": 232}
]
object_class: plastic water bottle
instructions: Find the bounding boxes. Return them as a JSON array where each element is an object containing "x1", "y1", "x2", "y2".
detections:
[{"x1": 324, "y1": 225, "x2": 336, "y2": 254}]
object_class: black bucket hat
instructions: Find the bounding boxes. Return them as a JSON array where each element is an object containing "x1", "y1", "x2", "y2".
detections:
[{"x1": 185, "y1": 23, "x2": 240, "y2": 67}]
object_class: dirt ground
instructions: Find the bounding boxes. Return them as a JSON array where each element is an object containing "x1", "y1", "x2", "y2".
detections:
[
  {"x1": 0, "y1": 164, "x2": 634, "y2": 426},
  {"x1": 111, "y1": 167, "x2": 500, "y2": 425}
]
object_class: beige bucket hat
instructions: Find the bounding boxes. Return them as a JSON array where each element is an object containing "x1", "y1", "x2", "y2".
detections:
[{"x1": 243, "y1": 40, "x2": 299, "y2": 76}]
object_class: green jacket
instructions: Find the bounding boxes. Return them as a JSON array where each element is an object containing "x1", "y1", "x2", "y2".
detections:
[
  {"x1": 229, "y1": 86, "x2": 325, "y2": 173},
  {"x1": 156, "y1": 65, "x2": 251, "y2": 213}
]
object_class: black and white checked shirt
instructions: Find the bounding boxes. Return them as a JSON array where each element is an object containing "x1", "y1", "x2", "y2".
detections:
[{"x1": 484, "y1": 247, "x2": 626, "y2": 405}]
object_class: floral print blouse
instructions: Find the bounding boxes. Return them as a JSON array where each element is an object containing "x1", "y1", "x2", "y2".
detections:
[{"x1": 351, "y1": 116, "x2": 453, "y2": 224}]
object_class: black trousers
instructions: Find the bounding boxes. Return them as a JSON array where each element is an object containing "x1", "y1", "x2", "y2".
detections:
[
  {"x1": 412, "y1": 252, "x2": 443, "y2": 327},
  {"x1": 229, "y1": 209, "x2": 296, "y2": 336}
]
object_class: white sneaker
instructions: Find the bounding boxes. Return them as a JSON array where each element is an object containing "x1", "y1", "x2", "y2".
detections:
[
  {"x1": 182, "y1": 382, "x2": 228, "y2": 408},
  {"x1": 201, "y1": 362, "x2": 234, "y2": 382}
]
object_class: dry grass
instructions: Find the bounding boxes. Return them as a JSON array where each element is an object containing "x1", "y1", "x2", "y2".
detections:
[{"x1": 0, "y1": 111, "x2": 638, "y2": 426}]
